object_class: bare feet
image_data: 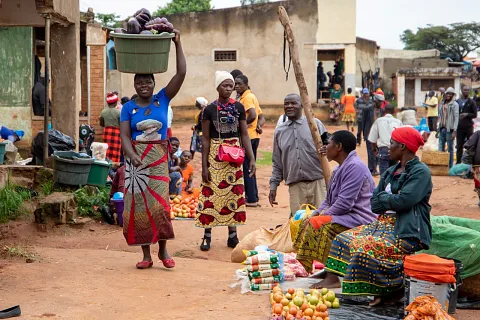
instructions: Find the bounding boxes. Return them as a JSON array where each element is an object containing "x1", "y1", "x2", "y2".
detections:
[
  {"x1": 369, "y1": 297, "x2": 382, "y2": 306},
  {"x1": 310, "y1": 273, "x2": 341, "y2": 289},
  {"x1": 309, "y1": 270, "x2": 327, "y2": 279}
]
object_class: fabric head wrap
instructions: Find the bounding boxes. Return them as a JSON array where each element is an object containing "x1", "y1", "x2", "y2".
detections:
[
  {"x1": 215, "y1": 71, "x2": 234, "y2": 89},
  {"x1": 391, "y1": 127, "x2": 424, "y2": 153},
  {"x1": 106, "y1": 92, "x2": 119, "y2": 104},
  {"x1": 196, "y1": 97, "x2": 208, "y2": 107},
  {"x1": 374, "y1": 94, "x2": 385, "y2": 101}
]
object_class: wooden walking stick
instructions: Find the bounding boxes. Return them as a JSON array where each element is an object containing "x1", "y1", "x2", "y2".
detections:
[{"x1": 278, "y1": 6, "x2": 332, "y2": 185}]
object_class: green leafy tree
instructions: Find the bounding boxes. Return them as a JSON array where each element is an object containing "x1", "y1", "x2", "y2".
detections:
[
  {"x1": 240, "y1": 0, "x2": 270, "y2": 5},
  {"x1": 96, "y1": 13, "x2": 122, "y2": 28},
  {"x1": 154, "y1": 0, "x2": 212, "y2": 16},
  {"x1": 400, "y1": 22, "x2": 480, "y2": 61}
]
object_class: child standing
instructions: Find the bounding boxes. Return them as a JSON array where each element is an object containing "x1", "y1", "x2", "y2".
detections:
[{"x1": 190, "y1": 97, "x2": 208, "y2": 159}]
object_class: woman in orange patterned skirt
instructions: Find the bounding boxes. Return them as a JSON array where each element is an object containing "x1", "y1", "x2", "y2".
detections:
[
  {"x1": 119, "y1": 30, "x2": 186, "y2": 269},
  {"x1": 196, "y1": 71, "x2": 256, "y2": 251}
]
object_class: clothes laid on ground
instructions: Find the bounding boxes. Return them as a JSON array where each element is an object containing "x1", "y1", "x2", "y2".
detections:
[
  {"x1": 120, "y1": 89, "x2": 170, "y2": 141},
  {"x1": 196, "y1": 138, "x2": 246, "y2": 228},
  {"x1": 101, "y1": 107, "x2": 121, "y2": 128},
  {"x1": 293, "y1": 151, "x2": 377, "y2": 272},
  {"x1": 103, "y1": 127, "x2": 122, "y2": 163},
  {"x1": 123, "y1": 141, "x2": 174, "y2": 246},
  {"x1": 196, "y1": 98, "x2": 247, "y2": 228},
  {"x1": 326, "y1": 157, "x2": 432, "y2": 295}
]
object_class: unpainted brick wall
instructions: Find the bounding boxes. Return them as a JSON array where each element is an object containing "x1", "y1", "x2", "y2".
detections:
[{"x1": 89, "y1": 45, "x2": 105, "y2": 141}]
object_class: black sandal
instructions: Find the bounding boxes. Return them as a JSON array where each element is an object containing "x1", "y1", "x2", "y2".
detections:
[
  {"x1": 200, "y1": 237, "x2": 211, "y2": 251},
  {"x1": 227, "y1": 236, "x2": 239, "y2": 249}
]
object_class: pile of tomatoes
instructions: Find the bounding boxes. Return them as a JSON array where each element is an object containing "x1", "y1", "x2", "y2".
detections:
[{"x1": 169, "y1": 195, "x2": 198, "y2": 219}]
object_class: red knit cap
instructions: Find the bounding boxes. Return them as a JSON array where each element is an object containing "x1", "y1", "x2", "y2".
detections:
[
  {"x1": 391, "y1": 127, "x2": 424, "y2": 153},
  {"x1": 106, "y1": 92, "x2": 118, "y2": 104}
]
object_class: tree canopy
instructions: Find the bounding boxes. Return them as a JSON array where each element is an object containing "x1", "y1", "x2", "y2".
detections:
[
  {"x1": 400, "y1": 22, "x2": 480, "y2": 61},
  {"x1": 95, "y1": 13, "x2": 122, "y2": 28},
  {"x1": 240, "y1": 0, "x2": 270, "y2": 5},
  {"x1": 154, "y1": 0, "x2": 212, "y2": 16}
]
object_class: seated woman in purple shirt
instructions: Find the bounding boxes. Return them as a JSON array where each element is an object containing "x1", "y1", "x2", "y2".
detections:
[{"x1": 293, "y1": 130, "x2": 377, "y2": 287}]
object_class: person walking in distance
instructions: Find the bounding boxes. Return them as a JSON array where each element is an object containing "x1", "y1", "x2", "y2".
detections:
[
  {"x1": 355, "y1": 88, "x2": 373, "y2": 146},
  {"x1": 368, "y1": 104, "x2": 403, "y2": 175},
  {"x1": 341, "y1": 87, "x2": 356, "y2": 132},
  {"x1": 436, "y1": 87, "x2": 459, "y2": 168},
  {"x1": 269, "y1": 94, "x2": 329, "y2": 217},
  {"x1": 456, "y1": 85, "x2": 477, "y2": 164}
]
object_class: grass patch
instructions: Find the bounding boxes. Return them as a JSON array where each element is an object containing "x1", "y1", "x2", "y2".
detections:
[
  {"x1": 256, "y1": 150, "x2": 272, "y2": 166},
  {"x1": 39, "y1": 180, "x2": 55, "y2": 196},
  {"x1": 0, "y1": 185, "x2": 32, "y2": 223},
  {"x1": 74, "y1": 186, "x2": 111, "y2": 218},
  {"x1": 2, "y1": 245, "x2": 39, "y2": 261}
]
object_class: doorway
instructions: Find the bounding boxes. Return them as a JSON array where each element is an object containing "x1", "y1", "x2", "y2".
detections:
[
  {"x1": 317, "y1": 49, "x2": 345, "y2": 102},
  {"x1": 405, "y1": 79, "x2": 415, "y2": 107}
]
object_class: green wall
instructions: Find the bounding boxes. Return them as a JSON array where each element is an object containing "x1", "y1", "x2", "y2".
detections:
[{"x1": 0, "y1": 27, "x2": 33, "y2": 107}]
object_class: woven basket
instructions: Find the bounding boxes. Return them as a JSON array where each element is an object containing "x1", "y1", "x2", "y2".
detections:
[
  {"x1": 422, "y1": 151, "x2": 450, "y2": 166},
  {"x1": 428, "y1": 165, "x2": 449, "y2": 176}
]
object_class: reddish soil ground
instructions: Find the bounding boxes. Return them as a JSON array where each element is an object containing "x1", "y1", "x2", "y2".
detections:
[{"x1": 0, "y1": 123, "x2": 478, "y2": 319}]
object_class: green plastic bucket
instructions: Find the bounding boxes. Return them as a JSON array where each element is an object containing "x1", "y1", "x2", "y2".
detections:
[
  {"x1": 53, "y1": 152, "x2": 94, "y2": 186},
  {"x1": 111, "y1": 32, "x2": 174, "y2": 74},
  {"x1": 0, "y1": 142, "x2": 7, "y2": 165},
  {"x1": 87, "y1": 160, "x2": 112, "y2": 187}
]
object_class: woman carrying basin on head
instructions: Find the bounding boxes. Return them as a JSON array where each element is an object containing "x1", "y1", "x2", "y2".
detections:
[{"x1": 119, "y1": 30, "x2": 186, "y2": 270}]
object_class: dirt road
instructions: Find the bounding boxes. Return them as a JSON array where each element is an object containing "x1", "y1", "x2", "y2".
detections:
[{"x1": 0, "y1": 124, "x2": 478, "y2": 319}]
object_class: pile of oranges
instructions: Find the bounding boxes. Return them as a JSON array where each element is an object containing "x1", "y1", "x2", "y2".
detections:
[
  {"x1": 169, "y1": 195, "x2": 198, "y2": 219},
  {"x1": 270, "y1": 286, "x2": 339, "y2": 320}
]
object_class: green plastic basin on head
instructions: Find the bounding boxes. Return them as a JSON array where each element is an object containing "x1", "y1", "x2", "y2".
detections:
[{"x1": 111, "y1": 32, "x2": 174, "y2": 74}]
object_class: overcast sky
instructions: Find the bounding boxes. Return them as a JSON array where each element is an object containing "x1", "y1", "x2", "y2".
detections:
[{"x1": 80, "y1": 0, "x2": 480, "y2": 50}]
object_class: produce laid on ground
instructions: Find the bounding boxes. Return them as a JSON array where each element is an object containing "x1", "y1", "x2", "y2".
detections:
[
  {"x1": 169, "y1": 195, "x2": 198, "y2": 219},
  {"x1": 114, "y1": 8, "x2": 175, "y2": 35},
  {"x1": 404, "y1": 295, "x2": 454, "y2": 320},
  {"x1": 270, "y1": 287, "x2": 340, "y2": 320}
]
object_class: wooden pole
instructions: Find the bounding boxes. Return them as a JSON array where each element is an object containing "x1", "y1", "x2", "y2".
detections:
[{"x1": 278, "y1": 6, "x2": 331, "y2": 185}]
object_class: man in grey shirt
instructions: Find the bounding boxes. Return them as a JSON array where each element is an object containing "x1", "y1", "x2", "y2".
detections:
[{"x1": 269, "y1": 94, "x2": 328, "y2": 216}]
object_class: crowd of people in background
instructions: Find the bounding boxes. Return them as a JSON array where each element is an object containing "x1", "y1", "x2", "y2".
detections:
[{"x1": 93, "y1": 33, "x2": 480, "y2": 304}]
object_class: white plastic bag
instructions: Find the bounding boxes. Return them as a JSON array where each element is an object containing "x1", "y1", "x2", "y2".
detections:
[
  {"x1": 423, "y1": 134, "x2": 438, "y2": 152},
  {"x1": 91, "y1": 142, "x2": 108, "y2": 161}
]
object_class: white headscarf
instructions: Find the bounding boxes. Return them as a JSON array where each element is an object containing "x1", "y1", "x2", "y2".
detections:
[
  {"x1": 196, "y1": 97, "x2": 208, "y2": 107},
  {"x1": 215, "y1": 71, "x2": 234, "y2": 89}
]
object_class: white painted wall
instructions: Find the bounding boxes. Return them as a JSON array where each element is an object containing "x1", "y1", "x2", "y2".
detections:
[{"x1": 397, "y1": 75, "x2": 405, "y2": 109}]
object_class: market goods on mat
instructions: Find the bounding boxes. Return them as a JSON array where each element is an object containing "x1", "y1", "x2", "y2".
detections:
[
  {"x1": 244, "y1": 252, "x2": 280, "y2": 265},
  {"x1": 284, "y1": 253, "x2": 309, "y2": 277},
  {"x1": 245, "y1": 263, "x2": 281, "y2": 272},
  {"x1": 270, "y1": 287, "x2": 339, "y2": 320},
  {"x1": 169, "y1": 195, "x2": 198, "y2": 219},
  {"x1": 404, "y1": 295, "x2": 454, "y2": 320},
  {"x1": 124, "y1": 7, "x2": 174, "y2": 35}
]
